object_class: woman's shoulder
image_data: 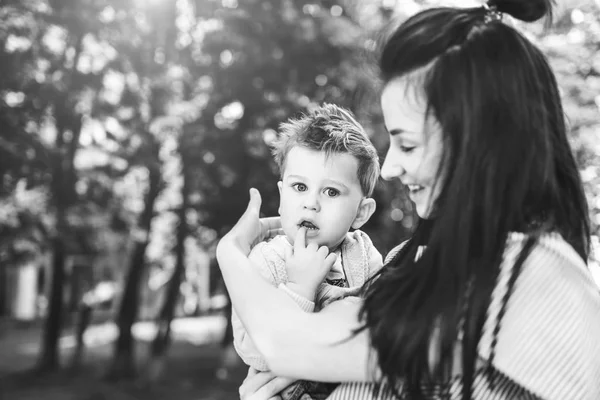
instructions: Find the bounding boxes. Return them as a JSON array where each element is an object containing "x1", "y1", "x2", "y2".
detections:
[
  {"x1": 479, "y1": 232, "x2": 600, "y2": 400},
  {"x1": 501, "y1": 232, "x2": 599, "y2": 311},
  {"x1": 504, "y1": 231, "x2": 588, "y2": 271}
]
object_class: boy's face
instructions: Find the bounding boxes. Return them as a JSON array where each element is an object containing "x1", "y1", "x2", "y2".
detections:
[{"x1": 278, "y1": 146, "x2": 368, "y2": 250}]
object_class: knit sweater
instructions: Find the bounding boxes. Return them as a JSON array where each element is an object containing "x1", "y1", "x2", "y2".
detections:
[
  {"x1": 326, "y1": 232, "x2": 600, "y2": 400},
  {"x1": 232, "y1": 230, "x2": 383, "y2": 371}
]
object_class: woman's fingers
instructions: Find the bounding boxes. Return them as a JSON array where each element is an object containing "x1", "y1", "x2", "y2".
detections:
[
  {"x1": 260, "y1": 216, "x2": 282, "y2": 233},
  {"x1": 239, "y1": 370, "x2": 277, "y2": 399},
  {"x1": 261, "y1": 216, "x2": 283, "y2": 241},
  {"x1": 247, "y1": 377, "x2": 297, "y2": 400},
  {"x1": 267, "y1": 227, "x2": 285, "y2": 238},
  {"x1": 239, "y1": 368, "x2": 296, "y2": 400}
]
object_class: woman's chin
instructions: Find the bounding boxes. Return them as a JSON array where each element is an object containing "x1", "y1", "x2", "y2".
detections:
[{"x1": 415, "y1": 205, "x2": 433, "y2": 220}]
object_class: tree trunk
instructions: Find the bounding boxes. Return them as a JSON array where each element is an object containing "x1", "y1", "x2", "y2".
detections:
[
  {"x1": 37, "y1": 234, "x2": 66, "y2": 371},
  {"x1": 69, "y1": 302, "x2": 92, "y2": 369},
  {"x1": 145, "y1": 253, "x2": 185, "y2": 382},
  {"x1": 37, "y1": 113, "x2": 80, "y2": 371},
  {"x1": 146, "y1": 162, "x2": 189, "y2": 382},
  {"x1": 107, "y1": 161, "x2": 161, "y2": 380},
  {"x1": 0, "y1": 263, "x2": 6, "y2": 316}
]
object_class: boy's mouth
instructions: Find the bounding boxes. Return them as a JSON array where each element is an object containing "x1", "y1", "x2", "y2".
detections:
[{"x1": 298, "y1": 220, "x2": 319, "y2": 230}]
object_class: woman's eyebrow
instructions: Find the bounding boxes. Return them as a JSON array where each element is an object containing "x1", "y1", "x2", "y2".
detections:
[
  {"x1": 388, "y1": 128, "x2": 408, "y2": 136},
  {"x1": 388, "y1": 128, "x2": 420, "y2": 141}
]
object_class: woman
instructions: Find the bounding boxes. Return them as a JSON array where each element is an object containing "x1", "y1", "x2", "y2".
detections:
[{"x1": 217, "y1": 0, "x2": 600, "y2": 399}]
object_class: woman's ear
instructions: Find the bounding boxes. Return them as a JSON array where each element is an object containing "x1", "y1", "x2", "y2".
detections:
[{"x1": 352, "y1": 198, "x2": 376, "y2": 229}]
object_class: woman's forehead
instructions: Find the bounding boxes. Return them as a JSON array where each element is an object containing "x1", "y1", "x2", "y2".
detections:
[
  {"x1": 381, "y1": 76, "x2": 426, "y2": 107},
  {"x1": 381, "y1": 77, "x2": 428, "y2": 132}
]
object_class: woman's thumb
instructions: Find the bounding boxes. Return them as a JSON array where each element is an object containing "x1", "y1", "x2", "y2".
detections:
[{"x1": 246, "y1": 188, "x2": 262, "y2": 216}]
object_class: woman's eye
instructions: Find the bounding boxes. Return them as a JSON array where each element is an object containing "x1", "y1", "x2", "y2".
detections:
[
  {"x1": 293, "y1": 183, "x2": 307, "y2": 192},
  {"x1": 400, "y1": 145, "x2": 416, "y2": 153},
  {"x1": 325, "y1": 188, "x2": 340, "y2": 197}
]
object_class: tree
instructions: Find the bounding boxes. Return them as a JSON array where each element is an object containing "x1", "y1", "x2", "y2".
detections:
[
  {"x1": 0, "y1": 0, "x2": 114, "y2": 370},
  {"x1": 104, "y1": 0, "x2": 180, "y2": 379},
  {"x1": 146, "y1": 126, "x2": 193, "y2": 381}
]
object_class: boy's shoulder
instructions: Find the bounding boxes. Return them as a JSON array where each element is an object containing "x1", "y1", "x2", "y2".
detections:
[
  {"x1": 343, "y1": 229, "x2": 375, "y2": 247},
  {"x1": 248, "y1": 235, "x2": 290, "y2": 284},
  {"x1": 249, "y1": 235, "x2": 290, "y2": 264},
  {"x1": 342, "y1": 230, "x2": 381, "y2": 259},
  {"x1": 340, "y1": 230, "x2": 383, "y2": 285}
]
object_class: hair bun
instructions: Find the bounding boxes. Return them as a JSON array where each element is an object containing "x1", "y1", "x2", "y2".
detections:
[{"x1": 488, "y1": 0, "x2": 552, "y2": 23}]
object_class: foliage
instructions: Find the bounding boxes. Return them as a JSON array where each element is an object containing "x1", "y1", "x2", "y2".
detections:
[
  {"x1": 0, "y1": 0, "x2": 599, "y2": 374},
  {"x1": 0, "y1": 181, "x2": 49, "y2": 265},
  {"x1": 536, "y1": 1, "x2": 600, "y2": 256}
]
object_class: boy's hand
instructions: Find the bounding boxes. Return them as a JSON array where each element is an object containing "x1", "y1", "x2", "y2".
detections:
[{"x1": 284, "y1": 227, "x2": 336, "y2": 301}]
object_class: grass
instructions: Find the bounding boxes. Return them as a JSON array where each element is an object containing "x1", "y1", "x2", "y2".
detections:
[{"x1": 0, "y1": 317, "x2": 247, "y2": 400}]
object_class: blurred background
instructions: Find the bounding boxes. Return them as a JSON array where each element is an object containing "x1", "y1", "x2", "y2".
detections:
[{"x1": 0, "y1": 0, "x2": 599, "y2": 399}]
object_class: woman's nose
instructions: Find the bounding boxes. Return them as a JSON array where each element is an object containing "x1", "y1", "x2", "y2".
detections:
[{"x1": 381, "y1": 149, "x2": 405, "y2": 181}]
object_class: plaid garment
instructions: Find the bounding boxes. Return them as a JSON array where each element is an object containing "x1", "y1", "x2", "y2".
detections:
[{"x1": 281, "y1": 380, "x2": 340, "y2": 400}]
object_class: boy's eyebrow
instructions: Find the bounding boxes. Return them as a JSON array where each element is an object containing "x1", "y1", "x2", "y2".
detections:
[
  {"x1": 286, "y1": 175, "x2": 350, "y2": 190},
  {"x1": 323, "y1": 179, "x2": 350, "y2": 191},
  {"x1": 286, "y1": 174, "x2": 306, "y2": 181}
]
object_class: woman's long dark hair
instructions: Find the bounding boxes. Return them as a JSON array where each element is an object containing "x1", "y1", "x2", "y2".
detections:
[{"x1": 361, "y1": 0, "x2": 590, "y2": 398}]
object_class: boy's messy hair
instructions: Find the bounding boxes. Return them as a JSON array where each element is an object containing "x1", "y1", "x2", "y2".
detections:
[{"x1": 271, "y1": 103, "x2": 380, "y2": 197}]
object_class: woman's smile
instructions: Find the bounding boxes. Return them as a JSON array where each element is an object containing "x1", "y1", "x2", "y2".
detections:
[{"x1": 380, "y1": 76, "x2": 445, "y2": 219}]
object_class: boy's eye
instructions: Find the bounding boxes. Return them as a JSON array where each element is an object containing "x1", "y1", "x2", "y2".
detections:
[
  {"x1": 400, "y1": 145, "x2": 416, "y2": 153},
  {"x1": 325, "y1": 188, "x2": 340, "y2": 197},
  {"x1": 292, "y1": 183, "x2": 307, "y2": 192}
]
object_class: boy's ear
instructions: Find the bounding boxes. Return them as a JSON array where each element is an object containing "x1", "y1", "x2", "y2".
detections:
[
  {"x1": 277, "y1": 181, "x2": 283, "y2": 215},
  {"x1": 352, "y1": 197, "x2": 376, "y2": 229}
]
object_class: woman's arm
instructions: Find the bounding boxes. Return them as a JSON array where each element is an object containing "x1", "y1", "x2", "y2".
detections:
[
  {"x1": 231, "y1": 244, "x2": 282, "y2": 372},
  {"x1": 216, "y1": 189, "x2": 378, "y2": 382}
]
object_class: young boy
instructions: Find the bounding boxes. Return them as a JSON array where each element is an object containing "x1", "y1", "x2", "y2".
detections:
[{"x1": 231, "y1": 103, "x2": 383, "y2": 400}]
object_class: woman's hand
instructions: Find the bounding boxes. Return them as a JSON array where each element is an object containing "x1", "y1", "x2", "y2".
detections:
[
  {"x1": 217, "y1": 188, "x2": 282, "y2": 259},
  {"x1": 284, "y1": 227, "x2": 337, "y2": 301},
  {"x1": 239, "y1": 368, "x2": 296, "y2": 400}
]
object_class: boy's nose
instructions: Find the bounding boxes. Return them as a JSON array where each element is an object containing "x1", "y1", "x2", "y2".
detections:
[{"x1": 302, "y1": 193, "x2": 320, "y2": 212}]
